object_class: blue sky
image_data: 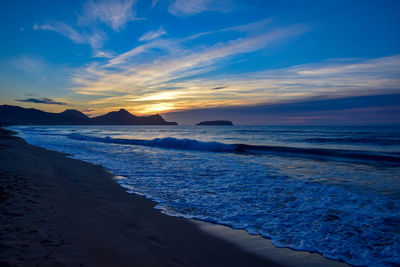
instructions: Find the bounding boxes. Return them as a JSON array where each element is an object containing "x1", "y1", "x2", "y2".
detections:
[{"x1": 0, "y1": 0, "x2": 399, "y2": 124}]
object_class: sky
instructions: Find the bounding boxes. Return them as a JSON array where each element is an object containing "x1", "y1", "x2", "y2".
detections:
[{"x1": 0, "y1": 0, "x2": 399, "y2": 125}]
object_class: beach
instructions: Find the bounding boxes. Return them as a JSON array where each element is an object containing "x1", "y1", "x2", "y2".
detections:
[
  {"x1": 0, "y1": 127, "x2": 276, "y2": 266},
  {"x1": 0, "y1": 128, "x2": 352, "y2": 266}
]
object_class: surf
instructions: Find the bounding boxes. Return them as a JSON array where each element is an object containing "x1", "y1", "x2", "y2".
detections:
[{"x1": 67, "y1": 133, "x2": 400, "y2": 165}]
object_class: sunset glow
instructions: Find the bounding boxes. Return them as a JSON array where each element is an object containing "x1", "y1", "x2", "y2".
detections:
[{"x1": 0, "y1": 0, "x2": 399, "y2": 124}]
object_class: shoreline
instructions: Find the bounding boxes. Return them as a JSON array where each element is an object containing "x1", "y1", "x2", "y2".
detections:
[{"x1": 0, "y1": 128, "x2": 348, "y2": 266}]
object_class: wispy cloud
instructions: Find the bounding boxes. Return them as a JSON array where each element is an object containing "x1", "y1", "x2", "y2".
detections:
[
  {"x1": 92, "y1": 50, "x2": 115, "y2": 58},
  {"x1": 34, "y1": 0, "x2": 138, "y2": 49},
  {"x1": 16, "y1": 97, "x2": 68, "y2": 105},
  {"x1": 223, "y1": 19, "x2": 273, "y2": 34},
  {"x1": 34, "y1": 22, "x2": 105, "y2": 48},
  {"x1": 168, "y1": 0, "x2": 232, "y2": 16},
  {"x1": 8, "y1": 55, "x2": 73, "y2": 104},
  {"x1": 11, "y1": 55, "x2": 47, "y2": 76},
  {"x1": 68, "y1": 20, "x2": 308, "y2": 114},
  {"x1": 66, "y1": 16, "x2": 400, "y2": 115},
  {"x1": 79, "y1": 0, "x2": 137, "y2": 31},
  {"x1": 172, "y1": 54, "x2": 400, "y2": 105},
  {"x1": 139, "y1": 26, "x2": 167, "y2": 41},
  {"x1": 152, "y1": 0, "x2": 159, "y2": 8},
  {"x1": 72, "y1": 24, "x2": 307, "y2": 96},
  {"x1": 11, "y1": 55, "x2": 71, "y2": 83}
]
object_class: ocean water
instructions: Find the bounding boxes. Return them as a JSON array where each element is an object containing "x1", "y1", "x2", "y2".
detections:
[{"x1": 10, "y1": 125, "x2": 400, "y2": 266}]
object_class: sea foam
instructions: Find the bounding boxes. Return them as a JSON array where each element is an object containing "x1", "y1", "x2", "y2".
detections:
[
  {"x1": 68, "y1": 133, "x2": 236, "y2": 152},
  {"x1": 67, "y1": 133, "x2": 400, "y2": 165}
]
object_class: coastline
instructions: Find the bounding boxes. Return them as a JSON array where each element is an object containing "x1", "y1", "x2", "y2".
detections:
[{"x1": 0, "y1": 128, "x2": 348, "y2": 266}]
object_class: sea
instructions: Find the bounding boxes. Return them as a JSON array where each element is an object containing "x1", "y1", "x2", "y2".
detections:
[{"x1": 10, "y1": 125, "x2": 400, "y2": 266}]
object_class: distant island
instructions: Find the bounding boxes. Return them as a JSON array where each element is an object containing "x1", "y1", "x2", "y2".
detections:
[
  {"x1": 196, "y1": 120, "x2": 233, "y2": 126},
  {"x1": 0, "y1": 105, "x2": 177, "y2": 125}
]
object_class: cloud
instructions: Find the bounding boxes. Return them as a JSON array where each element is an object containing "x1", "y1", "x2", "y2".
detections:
[
  {"x1": 79, "y1": 0, "x2": 137, "y2": 31},
  {"x1": 152, "y1": 0, "x2": 159, "y2": 8},
  {"x1": 67, "y1": 20, "x2": 308, "y2": 114},
  {"x1": 8, "y1": 55, "x2": 73, "y2": 97},
  {"x1": 66, "y1": 18, "x2": 400, "y2": 116},
  {"x1": 34, "y1": 22, "x2": 105, "y2": 48},
  {"x1": 11, "y1": 55, "x2": 47, "y2": 76},
  {"x1": 92, "y1": 50, "x2": 115, "y2": 58},
  {"x1": 211, "y1": 86, "x2": 227, "y2": 90},
  {"x1": 139, "y1": 26, "x2": 167, "y2": 41},
  {"x1": 81, "y1": 108, "x2": 95, "y2": 113},
  {"x1": 16, "y1": 97, "x2": 68, "y2": 105},
  {"x1": 168, "y1": 0, "x2": 232, "y2": 16},
  {"x1": 72, "y1": 49, "x2": 400, "y2": 115},
  {"x1": 33, "y1": 0, "x2": 138, "y2": 49},
  {"x1": 72, "y1": 22, "x2": 307, "y2": 91},
  {"x1": 129, "y1": 91, "x2": 183, "y2": 101},
  {"x1": 223, "y1": 19, "x2": 273, "y2": 34}
]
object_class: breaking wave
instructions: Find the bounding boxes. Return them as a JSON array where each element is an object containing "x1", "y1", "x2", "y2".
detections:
[
  {"x1": 67, "y1": 133, "x2": 236, "y2": 152},
  {"x1": 68, "y1": 133, "x2": 400, "y2": 164}
]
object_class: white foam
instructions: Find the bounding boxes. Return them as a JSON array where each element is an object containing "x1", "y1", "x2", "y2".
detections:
[{"x1": 67, "y1": 133, "x2": 236, "y2": 152}]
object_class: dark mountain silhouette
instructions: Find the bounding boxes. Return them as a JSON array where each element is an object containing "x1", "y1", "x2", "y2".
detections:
[
  {"x1": 196, "y1": 120, "x2": 233, "y2": 125},
  {"x1": 57, "y1": 109, "x2": 90, "y2": 124},
  {"x1": 91, "y1": 109, "x2": 177, "y2": 125},
  {"x1": 60, "y1": 109, "x2": 89, "y2": 119},
  {"x1": 0, "y1": 105, "x2": 177, "y2": 125},
  {"x1": 0, "y1": 105, "x2": 87, "y2": 125},
  {"x1": 91, "y1": 109, "x2": 136, "y2": 125}
]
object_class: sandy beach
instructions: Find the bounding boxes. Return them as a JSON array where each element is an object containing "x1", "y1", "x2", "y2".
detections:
[{"x1": 0, "y1": 128, "x2": 349, "y2": 266}]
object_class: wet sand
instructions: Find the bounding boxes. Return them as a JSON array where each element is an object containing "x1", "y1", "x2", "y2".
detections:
[{"x1": 0, "y1": 128, "x2": 348, "y2": 266}]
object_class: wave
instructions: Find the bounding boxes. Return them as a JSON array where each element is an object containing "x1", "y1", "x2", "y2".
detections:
[
  {"x1": 67, "y1": 133, "x2": 236, "y2": 152},
  {"x1": 303, "y1": 137, "x2": 400, "y2": 146},
  {"x1": 67, "y1": 133, "x2": 400, "y2": 165},
  {"x1": 235, "y1": 144, "x2": 400, "y2": 165}
]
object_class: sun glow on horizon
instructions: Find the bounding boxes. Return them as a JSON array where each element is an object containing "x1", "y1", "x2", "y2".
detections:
[
  {"x1": 1, "y1": 1, "x2": 399, "y2": 124},
  {"x1": 138, "y1": 103, "x2": 177, "y2": 114}
]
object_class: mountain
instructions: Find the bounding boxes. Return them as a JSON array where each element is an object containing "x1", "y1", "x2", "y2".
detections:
[
  {"x1": 59, "y1": 109, "x2": 89, "y2": 119},
  {"x1": 0, "y1": 105, "x2": 177, "y2": 125},
  {"x1": 57, "y1": 109, "x2": 90, "y2": 124},
  {"x1": 91, "y1": 109, "x2": 136, "y2": 124},
  {"x1": 196, "y1": 120, "x2": 233, "y2": 125},
  {"x1": 91, "y1": 109, "x2": 177, "y2": 125},
  {"x1": 0, "y1": 105, "x2": 89, "y2": 125}
]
